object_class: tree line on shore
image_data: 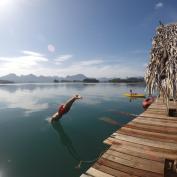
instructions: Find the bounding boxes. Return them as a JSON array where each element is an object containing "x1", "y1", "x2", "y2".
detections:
[
  {"x1": 0, "y1": 77, "x2": 144, "y2": 84},
  {"x1": 54, "y1": 77, "x2": 145, "y2": 83}
]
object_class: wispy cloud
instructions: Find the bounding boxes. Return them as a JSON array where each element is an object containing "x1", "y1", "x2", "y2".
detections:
[
  {"x1": 0, "y1": 51, "x2": 145, "y2": 77},
  {"x1": 80, "y1": 59, "x2": 103, "y2": 66},
  {"x1": 155, "y1": 2, "x2": 163, "y2": 9},
  {"x1": 55, "y1": 54, "x2": 73, "y2": 62},
  {"x1": 22, "y1": 50, "x2": 44, "y2": 57},
  {"x1": 0, "y1": 51, "x2": 48, "y2": 76},
  {"x1": 0, "y1": 51, "x2": 48, "y2": 64},
  {"x1": 49, "y1": 60, "x2": 144, "y2": 78}
]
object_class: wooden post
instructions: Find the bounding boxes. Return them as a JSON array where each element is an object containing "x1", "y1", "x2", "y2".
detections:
[
  {"x1": 167, "y1": 100, "x2": 177, "y2": 117},
  {"x1": 164, "y1": 159, "x2": 177, "y2": 177}
]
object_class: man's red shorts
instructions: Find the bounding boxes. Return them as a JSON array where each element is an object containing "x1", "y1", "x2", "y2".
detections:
[{"x1": 58, "y1": 104, "x2": 65, "y2": 115}]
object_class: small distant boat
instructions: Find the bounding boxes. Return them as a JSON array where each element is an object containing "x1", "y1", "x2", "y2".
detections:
[
  {"x1": 123, "y1": 93, "x2": 145, "y2": 98},
  {"x1": 142, "y1": 96, "x2": 156, "y2": 108}
]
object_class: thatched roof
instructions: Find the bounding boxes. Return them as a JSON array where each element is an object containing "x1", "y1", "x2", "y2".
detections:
[{"x1": 145, "y1": 23, "x2": 177, "y2": 102}]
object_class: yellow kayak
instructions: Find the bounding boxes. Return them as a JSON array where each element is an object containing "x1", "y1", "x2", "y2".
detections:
[{"x1": 123, "y1": 93, "x2": 145, "y2": 98}]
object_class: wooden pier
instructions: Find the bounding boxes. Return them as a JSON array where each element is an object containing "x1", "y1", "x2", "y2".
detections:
[{"x1": 81, "y1": 98, "x2": 177, "y2": 177}]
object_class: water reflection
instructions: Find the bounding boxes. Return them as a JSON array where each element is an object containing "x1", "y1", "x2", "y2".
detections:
[
  {"x1": 0, "y1": 83, "x2": 88, "y2": 92},
  {"x1": 129, "y1": 97, "x2": 138, "y2": 102},
  {"x1": 99, "y1": 117, "x2": 121, "y2": 125},
  {"x1": 0, "y1": 83, "x2": 146, "y2": 114},
  {"x1": 52, "y1": 122, "x2": 80, "y2": 161},
  {"x1": 0, "y1": 88, "x2": 49, "y2": 114},
  {"x1": 51, "y1": 122, "x2": 84, "y2": 169},
  {"x1": 0, "y1": 83, "x2": 145, "y2": 177},
  {"x1": 51, "y1": 122, "x2": 99, "y2": 169},
  {"x1": 125, "y1": 82, "x2": 146, "y2": 88}
]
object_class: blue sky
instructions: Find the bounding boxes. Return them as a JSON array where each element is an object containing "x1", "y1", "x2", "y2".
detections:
[{"x1": 0, "y1": 0, "x2": 176, "y2": 78}]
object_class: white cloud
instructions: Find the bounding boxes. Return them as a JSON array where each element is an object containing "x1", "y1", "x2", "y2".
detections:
[
  {"x1": 0, "y1": 51, "x2": 145, "y2": 77},
  {"x1": 155, "y1": 2, "x2": 163, "y2": 9},
  {"x1": 22, "y1": 50, "x2": 44, "y2": 57},
  {"x1": 80, "y1": 59, "x2": 103, "y2": 66},
  {"x1": 0, "y1": 51, "x2": 48, "y2": 76},
  {"x1": 55, "y1": 54, "x2": 73, "y2": 62},
  {"x1": 41, "y1": 61, "x2": 144, "y2": 78}
]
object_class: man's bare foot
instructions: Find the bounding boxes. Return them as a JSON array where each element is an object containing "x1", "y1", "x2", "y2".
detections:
[{"x1": 75, "y1": 94, "x2": 82, "y2": 99}]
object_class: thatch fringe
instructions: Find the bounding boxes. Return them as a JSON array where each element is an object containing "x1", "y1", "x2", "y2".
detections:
[{"x1": 145, "y1": 23, "x2": 177, "y2": 102}]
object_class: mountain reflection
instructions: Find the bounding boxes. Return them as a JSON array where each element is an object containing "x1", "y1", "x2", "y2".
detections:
[{"x1": 0, "y1": 83, "x2": 145, "y2": 113}]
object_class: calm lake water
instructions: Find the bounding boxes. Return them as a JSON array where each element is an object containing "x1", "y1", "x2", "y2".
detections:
[{"x1": 0, "y1": 83, "x2": 145, "y2": 177}]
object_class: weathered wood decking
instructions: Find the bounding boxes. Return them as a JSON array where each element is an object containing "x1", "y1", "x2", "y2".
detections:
[{"x1": 80, "y1": 98, "x2": 177, "y2": 177}]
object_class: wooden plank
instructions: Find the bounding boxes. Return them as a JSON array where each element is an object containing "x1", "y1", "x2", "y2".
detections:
[
  {"x1": 104, "y1": 137, "x2": 177, "y2": 156},
  {"x1": 145, "y1": 109, "x2": 166, "y2": 113},
  {"x1": 144, "y1": 111, "x2": 167, "y2": 115},
  {"x1": 150, "y1": 103, "x2": 165, "y2": 106},
  {"x1": 148, "y1": 105, "x2": 166, "y2": 108},
  {"x1": 141, "y1": 112, "x2": 167, "y2": 117},
  {"x1": 133, "y1": 118, "x2": 177, "y2": 128},
  {"x1": 122, "y1": 122, "x2": 177, "y2": 136},
  {"x1": 94, "y1": 163, "x2": 137, "y2": 177},
  {"x1": 146, "y1": 105, "x2": 166, "y2": 109},
  {"x1": 97, "y1": 158, "x2": 162, "y2": 177},
  {"x1": 149, "y1": 103, "x2": 166, "y2": 106},
  {"x1": 86, "y1": 167, "x2": 115, "y2": 177},
  {"x1": 146, "y1": 106, "x2": 166, "y2": 110},
  {"x1": 137, "y1": 114, "x2": 177, "y2": 120},
  {"x1": 147, "y1": 105, "x2": 166, "y2": 108},
  {"x1": 110, "y1": 144, "x2": 165, "y2": 162},
  {"x1": 137, "y1": 116, "x2": 177, "y2": 122},
  {"x1": 80, "y1": 174, "x2": 92, "y2": 177},
  {"x1": 140, "y1": 112, "x2": 177, "y2": 120},
  {"x1": 136, "y1": 114, "x2": 175, "y2": 123},
  {"x1": 117, "y1": 127, "x2": 177, "y2": 143},
  {"x1": 102, "y1": 152, "x2": 164, "y2": 174},
  {"x1": 151, "y1": 103, "x2": 166, "y2": 105},
  {"x1": 145, "y1": 111, "x2": 167, "y2": 115},
  {"x1": 148, "y1": 108, "x2": 166, "y2": 111},
  {"x1": 126, "y1": 122, "x2": 177, "y2": 134},
  {"x1": 111, "y1": 134, "x2": 177, "y2": 151},
  {"x1": 104, "y1": 138, "x2": 114, "y2": 145},
  {"x1": 135, "y1": 116, "x2": 177, "y2": 124},
  {"x1": 105, "y1": 149, "x2": 164, "y2": 173}
]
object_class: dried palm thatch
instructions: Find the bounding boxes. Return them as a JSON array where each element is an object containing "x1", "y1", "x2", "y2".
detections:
[{"x1": 145, "y1": 23, "x2": 177, "y2": 103}]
